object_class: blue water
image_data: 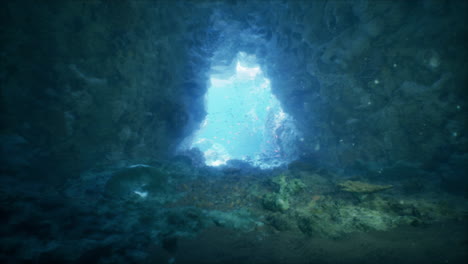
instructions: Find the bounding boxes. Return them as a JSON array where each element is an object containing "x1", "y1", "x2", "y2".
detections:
[
  {"x1": 1, "y1": 1, "x2": 467, "y2": 264},
  {"x1": 191, "y1": 52, "x2": 288, "y2": 166}
]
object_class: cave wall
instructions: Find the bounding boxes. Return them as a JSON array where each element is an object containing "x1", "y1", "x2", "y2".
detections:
[
  {"x1": 1, "y1": 0, "x2": 467, "y2": 180},
  {"x1": 259, "y1": 0, "x2": 468, "y2": 175},
  {"x1": 196, "y1": 0, "x2": 467, "y2": 176},
  {"x1": 0, "y1": 0, "x2": 211, "y2": 180}
]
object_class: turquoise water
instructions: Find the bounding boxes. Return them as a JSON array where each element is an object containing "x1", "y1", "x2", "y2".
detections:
[{"x1": 191, "y1": 53, "x2": 287, "y2": 166}]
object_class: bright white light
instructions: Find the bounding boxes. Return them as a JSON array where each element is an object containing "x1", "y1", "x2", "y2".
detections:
[
  {"x1": 236, "y1": 61, "x2": 261, "y2": 79},
  {"x1": 210, "y1": 77, "x2": 234, "y2": 87}
]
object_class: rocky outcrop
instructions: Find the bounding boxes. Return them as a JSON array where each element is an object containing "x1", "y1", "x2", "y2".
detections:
[
  {"x1": 1, "y1": 0, "x2": 467, "y2": 184},
  {"x1": 0, "y1": 1, "x2": 213, "y2": 180},
  {"x1": 258, "y1": 1, "x2": 468, "y2": 178},
  {"x1": 337, "y1": 180, "x2": 392, "y2": 193}
]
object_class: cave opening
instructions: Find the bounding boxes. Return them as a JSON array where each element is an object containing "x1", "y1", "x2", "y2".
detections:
[{"x1": 189, "y1": 52, "x2": 299, "y2": 168}]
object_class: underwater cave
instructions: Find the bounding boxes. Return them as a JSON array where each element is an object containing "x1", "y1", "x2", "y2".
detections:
[
  {"x1": 1, "y1": 1, "x2": 468, "y2": 264},
  {"x1": 187, "y1": 51, "x2": 299, "y2": 168}
]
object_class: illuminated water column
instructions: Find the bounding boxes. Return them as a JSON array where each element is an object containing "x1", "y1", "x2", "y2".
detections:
[{"x1": 191, "y1": 53, "x2": 292, "y2": 167}]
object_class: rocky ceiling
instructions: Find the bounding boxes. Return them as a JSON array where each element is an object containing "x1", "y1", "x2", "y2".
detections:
[{"x1": 1, "y1": 0, "x2": 467, "y2": 181}]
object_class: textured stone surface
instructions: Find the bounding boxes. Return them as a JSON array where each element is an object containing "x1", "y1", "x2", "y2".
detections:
[
  {"x1": 1, "y1": 1, "x2": 213, "y2": 180},
  {"x1": 257, "y1": 1, "x2": 468, "y2": 177},
  {"x1": 1, "y1": 2, "x2": 468, "y2": 263},
  {"x1": 1, "y1": 0, "x2": 467, "y2": 183},
  {"x1": 338, "y1": 180, "x2": 393, "y2": 193}
]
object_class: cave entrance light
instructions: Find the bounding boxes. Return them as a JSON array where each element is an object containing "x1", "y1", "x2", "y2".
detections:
[{"x1": 191, "y1": 52, "x2": 292, "y2": 168}]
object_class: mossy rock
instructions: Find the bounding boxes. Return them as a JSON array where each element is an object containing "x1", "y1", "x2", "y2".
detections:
[
  {"x1": 289, "y1": 178, "x2": 306, "y2": 193},
  {"x1": 296, "y1": 202, "x2": 397, "y2": 238},
  {"x1": 266, "y1": 213, "x2": 293, "y2": 231},
  {"x1": 262, "y1": 193, "x2": 290, "y2": 212},
  {"x1": 105, "y1": 165, "x2": 168, "y2": 197},
  {"x1": 271, "y1": 174, "x2": 306, "y2": 195},
  {"x1": 296, "y1": 209, "x2": 339, "y2": 238},
  {"x1": 271, "y1": 174, "x2": 288, "y2": 192},
  {"x1": 338, "y1": 180, "x2": 393, "y2": 193},
  {"x1": 262, "y1": 174, "x2": 306, "y2": 212}
]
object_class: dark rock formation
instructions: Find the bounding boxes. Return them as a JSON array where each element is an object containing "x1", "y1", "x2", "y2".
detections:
[{"x1": 1, "y1": 0, "x2": 467, "y2": 184}]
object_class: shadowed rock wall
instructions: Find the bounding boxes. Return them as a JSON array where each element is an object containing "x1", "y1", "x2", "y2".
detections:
[
  {"x1": 260, "y1": 1, "x2": 468, "y2": 178},
  {"x1": 194, "y1": 0, "x2": 467, "y2": 179},
  {"x1": 1, "y1": 0, "x2": 467, "y2": 181},
  {"x1": 0, "y1": 0, "x2": 212, "y2": 180}
]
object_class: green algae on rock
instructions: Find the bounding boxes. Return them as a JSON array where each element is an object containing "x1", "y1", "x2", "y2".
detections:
[
  {"x1": 262, "y1": 174, "x2": 306, "y2": 212},
  {"x1": 338, "y1": 180, "x2": 393, "y2": 193}
]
